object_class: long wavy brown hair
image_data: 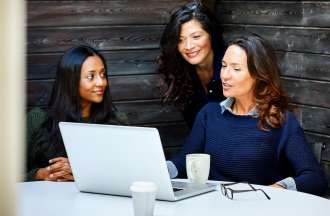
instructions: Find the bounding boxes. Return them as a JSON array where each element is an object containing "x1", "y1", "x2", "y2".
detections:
[
  {"x1": 158, "y1": 1, "x2": 224, "y2": 108},
  {"x1": 229, "y1": 34, "x2": 293, "y2": 130}
]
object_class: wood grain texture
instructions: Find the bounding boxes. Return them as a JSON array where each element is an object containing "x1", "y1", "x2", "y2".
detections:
[
  {"x1": 277, "y1": 51, "x2": 330, "y2": 82},
  {"x1": 217, "y1": 1, "x2": 330, "y2": 27},
  {"x1": 298, "y1": 105, "x2": 330, "y2": 136},
  {"x1": 28, "y1": 25, "x2": 164, "y2": 53},
  {"x1": 27, "y1": 74, "x2": 163, "y2": 106},
  {"x1": 28, "y1": 1, "x2": 186, "y2": 27},
  {"x1": 115, "y1": 100, "x2": 184, "y2": 125},
  {"x1": 222, "y1": 24, "x2": 330, "y2": 54},
  {"x1": 306, "y1": 132, "x2": 330, "y2": 162},
  {"x1": 28, "y1": 49, "x2": 160, "y2": 79},
  {"x1": 321, "y1": 161, "x2": 330, "y2": 186},
  {"x1": 149, "y1": 122, "x2": 189, "y2": 148},
  {"x1": 281, "y1": 77, "x2": 330, "y2": 108}
]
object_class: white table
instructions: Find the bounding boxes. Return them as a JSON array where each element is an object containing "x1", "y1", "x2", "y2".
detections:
[{"x1": 18, "y1": 181, "x2": 330, "y2": 216}]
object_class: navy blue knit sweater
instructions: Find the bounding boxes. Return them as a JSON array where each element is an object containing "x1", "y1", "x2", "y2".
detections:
[{"x1": 171, "y1": 102, "x2": 328, "y2": 196}]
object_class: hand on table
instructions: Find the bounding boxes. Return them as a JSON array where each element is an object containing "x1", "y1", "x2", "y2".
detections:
[{"x1": 36, "y1": 157, "x2": 74, "y2": 181}]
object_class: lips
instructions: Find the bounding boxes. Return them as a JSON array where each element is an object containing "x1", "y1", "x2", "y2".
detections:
[
  {"x1": 222, "y1": 82, "x2": 233, "y2": 90},
  {"x1": 93, "y1": 89, "x2": 105, "y2": 95},
  {"x1": 186, "y1": 50, "x2": 199, "y2": 58}
]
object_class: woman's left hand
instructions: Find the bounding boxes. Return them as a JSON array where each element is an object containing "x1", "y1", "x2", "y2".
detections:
[
  {"x1": 47, "y1": 157, "x2": 74, "y2": 181},
  {"x1": 270, "y1": 183, "x2": 285, "y2": 189}
]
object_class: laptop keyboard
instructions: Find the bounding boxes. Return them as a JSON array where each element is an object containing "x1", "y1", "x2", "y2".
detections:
[{"x1": 171, "y1": 181, "x2": 188, "y2": 189}]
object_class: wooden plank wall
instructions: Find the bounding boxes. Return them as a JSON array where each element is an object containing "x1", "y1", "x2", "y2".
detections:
[
  {"x1": 27, "y1": 0, "x2": 330, "y2": 188},
  {"x1": 27, "y1": 0, "x2": 190, "y2": 158},
  {"x1": 216, "y1": 0, "x2": 330, "y2": 187}
]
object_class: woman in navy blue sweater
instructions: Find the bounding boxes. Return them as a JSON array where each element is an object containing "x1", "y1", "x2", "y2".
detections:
[{"x1": 168, "y1": 34, "x2": 328, "y2": 196}]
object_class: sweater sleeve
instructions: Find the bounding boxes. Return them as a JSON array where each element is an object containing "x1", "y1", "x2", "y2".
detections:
[
  {"x1": 170, "y1": 106, "x2": 207, "y2": 177},
  {"x1": 25, "y1": 107, "x2": 48, "y2": 181},
  {"x1": 282, "y1": 113, "x2": 328, "y2": 196}
]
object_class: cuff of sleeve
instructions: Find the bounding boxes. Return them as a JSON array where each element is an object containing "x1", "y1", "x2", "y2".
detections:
[
  {"x1": 166, "y1": 160, "x2": 178, "y2": 179},
  {"x1": 25, "y1": 168, "x2": 39, "y2": 181},
  {"x1": 276, "y1": 177, "x2": 297, "y2": 191}
]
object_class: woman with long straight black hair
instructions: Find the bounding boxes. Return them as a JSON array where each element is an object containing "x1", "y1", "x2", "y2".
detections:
[{"x1": 26, "y1": 45, "x2": 126, "y2": 181}]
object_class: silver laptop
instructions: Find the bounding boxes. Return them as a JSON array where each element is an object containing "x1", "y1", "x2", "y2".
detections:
[{"x1": 59, "y1": 122, "x2": 217, "y2": 201}]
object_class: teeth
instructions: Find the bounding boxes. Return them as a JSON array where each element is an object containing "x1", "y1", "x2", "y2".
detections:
[{"x1": 186, "y1": 51, "x2": 198, "y2": 58}]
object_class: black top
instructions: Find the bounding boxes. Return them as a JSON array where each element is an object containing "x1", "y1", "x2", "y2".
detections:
[
  {"x1": 25, "y1": 107, "x2": 127, "y2": 181},
  {"x1": 183, "y1": 52, "x2": 225, "y2": 128}
]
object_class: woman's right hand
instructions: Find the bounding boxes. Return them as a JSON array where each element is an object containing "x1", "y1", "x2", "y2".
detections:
[
  {"x1": 35, "y1": 167, "x2": 52, "y2": 181},
  {"x1": 35, "y1": 157, "x2": 74, "y2": 181}
]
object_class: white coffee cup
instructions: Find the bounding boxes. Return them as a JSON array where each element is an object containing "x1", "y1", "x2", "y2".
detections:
[
  {"x1": 130, "y1": 181, "x2": 158, "y2": 216},
  {"x1": 186, "y1": 154, "x2": 210, "y2": 185}
]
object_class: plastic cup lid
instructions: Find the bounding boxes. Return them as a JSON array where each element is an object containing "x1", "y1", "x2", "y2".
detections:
[{"x1": 130, "y1": 181, "x2": 158, "y2": 192}]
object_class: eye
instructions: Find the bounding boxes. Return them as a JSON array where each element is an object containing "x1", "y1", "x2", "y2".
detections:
[
  {"x1": 100, "y1": 72, "x2": 106, "y2": 78},
  {"x1": 193, "y1": 35, "x2": 201, "y2": 39},
  {"x1": 87, "y1": 74, "x2": 94, "y2": 80},
  {"x1": 221, "y1": 64, "x2": 227, "y2": 68},
  {"x1": 234, "y1": 68, "x2": 241, "y2": 71}
]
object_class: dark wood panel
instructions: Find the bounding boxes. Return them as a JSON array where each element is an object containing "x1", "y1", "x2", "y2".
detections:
[
  {"x1": 223, "y1": 24, "x2": 330, "y2": 54},
  {"x1": 27, "y1": 74, "x2": 162, "y2": 106},
  {"x1": 115, "y1": 100, "x2": 183, "y2": 125},
  {"x1": 282, "y1": 78, "x2": 330, "y2": 108},
  {"x1": 28, "y1": 25, "x2": 164, "y2": 53},
  {"x1": 321, "y1": 161, "x2": 330, "y2": 187},
  {"x1": 298, "y1": 105, "x2": 330, "y2": 136},
  {"x1": 146, "y1": 122, "x2": 189, "y2": 148},
  {"x1": 28, "y1": 1, "x2": 185, "y2": 27},
  {"x1": 217, "y1": 1, "x2": 330, "y2": 27},
  {"x1": 28, "y1": 49, "x2": 160, "y2": 79},
  {"x1": 164, "y1": 147, "x2": 182, "y2": 160},
  {"x1": 305, "y1": 132, "x2": 330, "y2": 162},
  {"x1": 277, "y1": 52, "x2": 330, "y2": 82}
]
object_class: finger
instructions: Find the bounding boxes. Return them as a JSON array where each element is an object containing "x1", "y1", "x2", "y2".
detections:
[
  {"x1": 49, "y1": 170, "x2": 68, "y2": 179},
  {"x1": 270, "y1": 184, "x2": 285, "y2": 189},
  {"x1": 51, "y1": 162, "x2": 72, "y2": 174},
  {"x1": 47, "y1": 162, "x2": 63, "y2": 172},
  {"x1": 49, "y1": 157, "x2": 69, "y2": 164},
  {"x1": 47, "y1": 161, "x2": 69, "y2": 172},
  {"x1": 45, "y1": 175, "x2": 59, "y2": 181},
  {"x1": 64, "y1": 174, "x2": 74, "y2": 181},
  {"x1": 58, "y1": 174, "x2": 74, "y2": 181}
]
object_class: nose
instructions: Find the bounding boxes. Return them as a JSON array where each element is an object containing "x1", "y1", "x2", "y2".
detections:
[
  {"x1": 184, "y1": 38, "x2": 194, "y2": 50},
  {"x1": 221, "y1": 67, "x2": 230, "y2": 81},
  {"x1": 95, "y1": 75, "x2": 106, "y2": 86}
]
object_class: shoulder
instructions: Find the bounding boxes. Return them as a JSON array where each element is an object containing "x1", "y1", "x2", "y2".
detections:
[
  {"x1": 283, "y1": 111, "x2": 301, "y2": 128},
  {"x1": 196, "y1": 102, "x2": 221, "y2": 120},
  {"x1": 201, "y1": 102, "x2": 220, "y2": 112},
  {"x1": 279, "y1": 111, "x2": 305, "y2": 137}
]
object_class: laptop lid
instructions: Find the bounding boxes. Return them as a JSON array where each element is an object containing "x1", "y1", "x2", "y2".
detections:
[{"x1": 59, "y1": 122, "x2": 216, "y2": 201}]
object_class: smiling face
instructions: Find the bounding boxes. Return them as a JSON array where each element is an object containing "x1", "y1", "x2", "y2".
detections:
[
  {"x1": 177, "y1": 19, "x2": 213, "y2": 67},
  {"x1": 220, "y1": 45, "x2": 256, "y2": 101},
  {"x1": 79, "y1": 55, "x2": 108, "y2": 108}
]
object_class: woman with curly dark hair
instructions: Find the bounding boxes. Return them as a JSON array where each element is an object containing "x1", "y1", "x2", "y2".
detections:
[
  {"x1": 168, "y1": 34, "x2": 328, "y2": 196},
  {"x1": 158, "y1": 1, "x2": 225, "y2": 128}
]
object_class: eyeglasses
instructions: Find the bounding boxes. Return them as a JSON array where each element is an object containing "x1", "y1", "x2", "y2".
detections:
[{"x1": 220, "y1": 182, "x2": 271, "y2": 200}]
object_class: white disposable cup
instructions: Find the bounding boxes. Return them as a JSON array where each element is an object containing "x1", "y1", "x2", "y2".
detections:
[
  {"x1": 130, "y1": 181, "x2": 158, "y2": 216},
  {"x1": 186, "y1": 154, "x2": 210, "y2": 185}
]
